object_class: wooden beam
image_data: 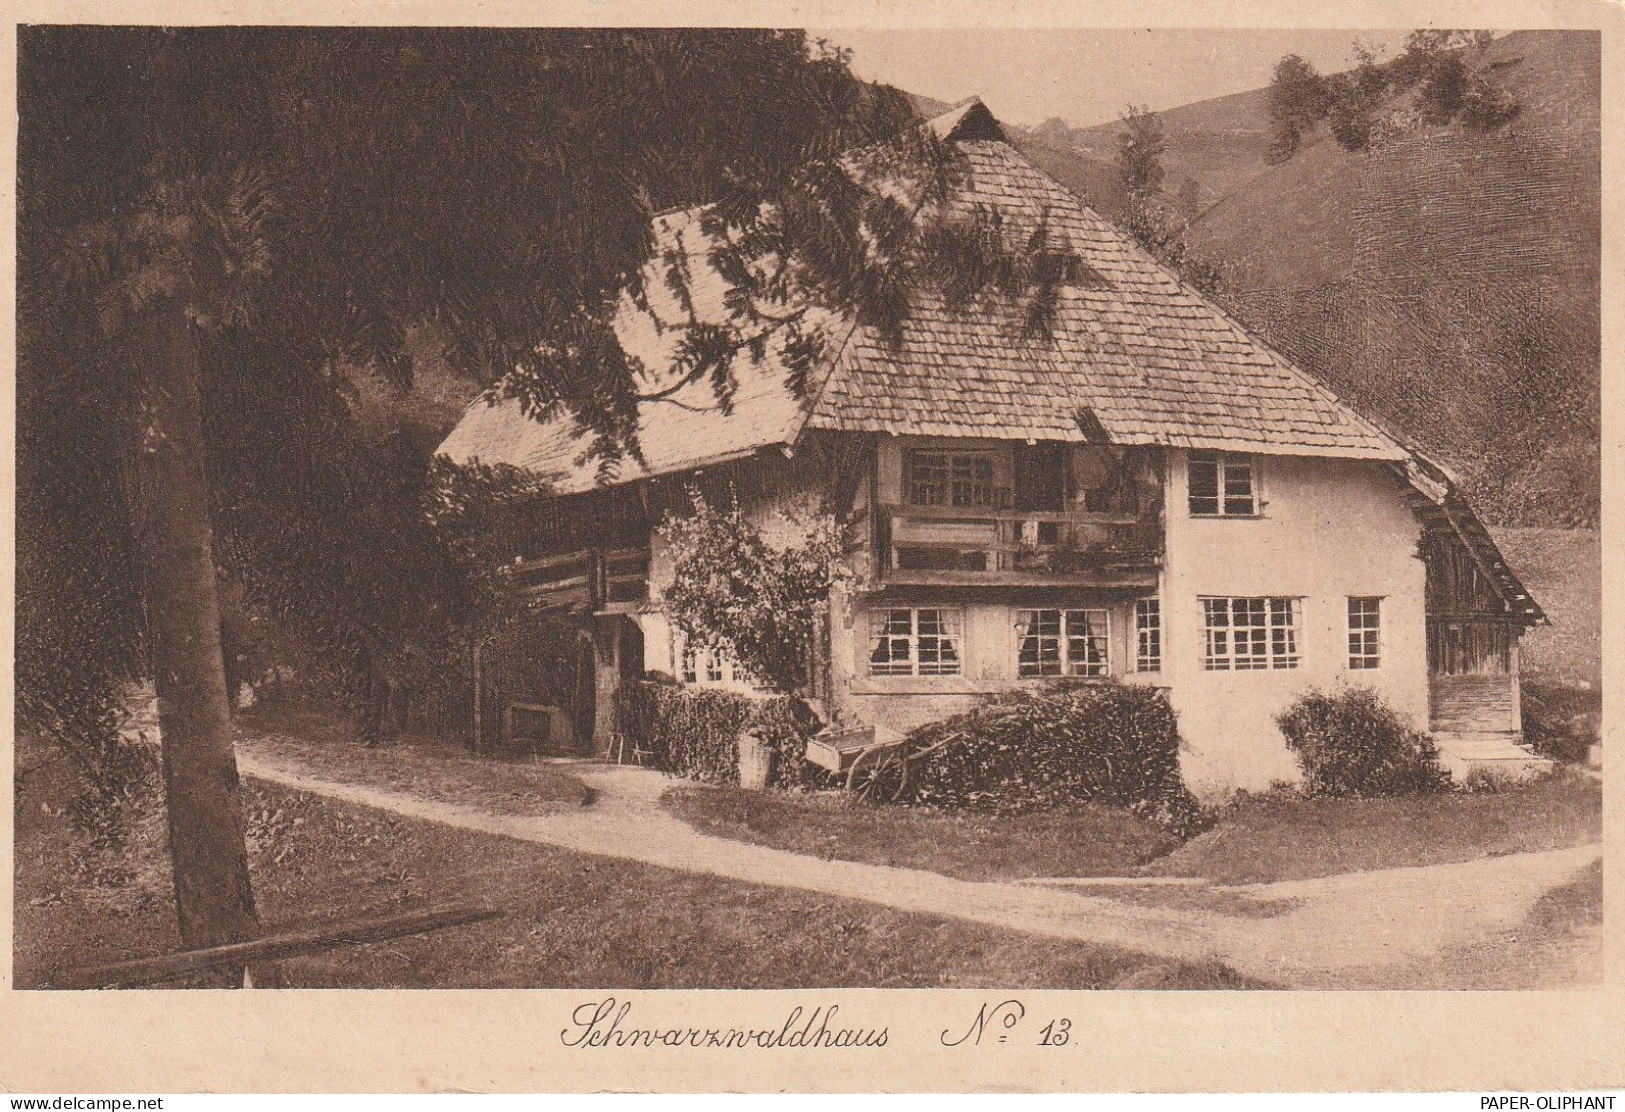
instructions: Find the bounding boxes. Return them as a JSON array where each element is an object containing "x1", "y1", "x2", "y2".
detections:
[{"x1": 53, "y1": 903, "x2": 504, "y2": 989}]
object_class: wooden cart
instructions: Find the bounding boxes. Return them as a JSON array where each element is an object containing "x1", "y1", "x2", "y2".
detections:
[{"x1": 804, "y1": 722, "x2": 951, "y2": 803}]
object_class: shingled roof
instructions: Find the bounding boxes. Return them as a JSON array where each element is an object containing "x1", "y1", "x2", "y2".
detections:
[
  {"x1": 436, "y1": 206, "x2": 847, "y2": 495},
  {"x1": 437, "y1": 97, "x2": 1406, "y2": 490}
]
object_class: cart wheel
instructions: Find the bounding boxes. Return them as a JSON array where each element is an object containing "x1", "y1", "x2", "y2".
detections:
[{"x1": 846, "y1": 746, "x2": 911, "y2": 804}]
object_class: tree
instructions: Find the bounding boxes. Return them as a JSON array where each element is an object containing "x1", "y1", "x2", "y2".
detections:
[
  {"x1": 16, "y1": 27, "x2": 931, "y2": 976},
  {"x1": 1266, "y1": 32, "x2": 1518, "y2": 161},
  {"x1": 1265, "y1": 54, "x2": 1332, "y2": 163},
  {"x1": 1116, "y1": 105, "x2": 1166, "y2": 197},
  {"x1": 21, "y1": 28, "x2": 1080, "y2": 969},
  {"x1": 1325, "y1": 42, "x2": 1392, "y2": 152},
  {"x1": 661, "y1": 491, "x2": 843, "y2": 695},
  {"x1": 1112, "y1": 105, "x2": 1225, "y2": 295}
]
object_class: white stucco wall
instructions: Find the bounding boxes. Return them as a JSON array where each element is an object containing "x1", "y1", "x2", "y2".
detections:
[
  {"x1": 1159, "y1": 449, "x2": 1429, "y2": 798},
  {"x1": 630, "y1": 443, "x2": 1430, "y2": 801},
  {"x1": 828, "y1": 588, "x2": 1159, "y2": 736}
]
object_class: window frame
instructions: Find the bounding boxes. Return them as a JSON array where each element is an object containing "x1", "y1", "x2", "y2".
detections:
[
  {"x1": 907, "y1": 448, "x2": 999, "y2": 509},
  {"x1": 1348, "y1": 596, "x2": 1383, "y2": 670},
  {"x1": 1134, "y1": 597, "x2": 1162, "y2": 673},
  {"x1": 867, "y1": 607, "x2": 965, "y2": 678},
  {"x1": 1188, "y1": 450, "x2": 1261, "y2": 518},
  {"x1": 1200, "y1": 596, "x2": 1302, "y2": 671},
  {"x1": 1016, "y1": 607, "x2": 1112, "y2": 678},
  {"x1": 679, "y1": 641, "x2": 739, "y2": 689}
]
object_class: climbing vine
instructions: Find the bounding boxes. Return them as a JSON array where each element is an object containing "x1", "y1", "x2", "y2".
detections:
[{"x1": 660, "y1": 489, "x2": 844, "y2": 694}]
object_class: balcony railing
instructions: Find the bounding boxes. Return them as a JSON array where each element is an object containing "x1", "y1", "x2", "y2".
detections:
[{"x1": 879, "y1": 505, "x2": 1161, "y2": 586}]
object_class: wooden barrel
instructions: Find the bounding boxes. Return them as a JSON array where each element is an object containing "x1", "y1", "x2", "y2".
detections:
[{"x1": 737, "y1": 731, "x2": 777, "y2": 790}]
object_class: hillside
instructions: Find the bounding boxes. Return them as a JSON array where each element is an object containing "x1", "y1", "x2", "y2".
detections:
[
  {"x1": 1067, "y1": 83, "x2": 1274, "y2": 214},
  {"x1": 1028, "y1": 31, "x2": 1600, "y2": 526}
]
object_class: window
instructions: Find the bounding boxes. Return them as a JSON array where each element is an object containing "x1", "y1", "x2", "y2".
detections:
[
  {"x1": 869, "y1": 608, "x2": 963, "y2": 676},
  {"x1": 1348, "y1": 597, "x2": 1382, "y2": 669},
  {"x1": 1202, "y1": 597, "x2": 1300, "y2": 670},
  {"x1": 1135, "y1": 598, "x2": 1162, "y2": 673},
  {"x1": 1017, "y1": 608, "x2": 1110, "y2": 677},
  {"x1": 909, "y1": 450, "x2": 996, "y2": 508},
  {"x1": 680, "y1": 643, "x2": 737, "y2": 688},
  {"x1": 1188, "y1": 451, "x2": 1258, "y2": 517}
]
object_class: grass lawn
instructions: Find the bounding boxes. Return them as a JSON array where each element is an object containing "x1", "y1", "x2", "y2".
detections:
[
  {"x1": 13, "y1": 740, "x2": 1262, "y2": 990},
  {"x1": 235, "y1": 699, "x2": 593, "y2": 816},
  {"x1": 664, "y1": 785, "x2": 1181, "y2": 882},
  {"x1": 665, "y1": 771, "x2": 1599, "y2": 890},
  {"x1": 1143, "y1": 771, "x2": 1601, "y2": 886}
]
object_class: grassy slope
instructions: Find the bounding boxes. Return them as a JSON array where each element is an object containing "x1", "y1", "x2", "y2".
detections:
[
  {"x1": 1067, "y1": 83, "x2": 1273, "y2": 215},
  {"x1": 13, "y1": 739, "x2": 1259, "y2": 990},
  {"x1": 665, "y1": 770, "x2": 1599, "y2": 889},
  {"x1": 236, "y1": 699, "x2": 594, "y2": 816},
  {"x1": 1143, "y1": 772, "x2": 1600, "y2": 886},
  {"x1": 1030, "y1": 33, "x2": 1601, "y2": 526},
  {"x1": 1491, "y1": 526, "x2": 1601, "y2": 688},
  {"x1": 665, "y1": 786, "x2": 1179, "y2": 882}
]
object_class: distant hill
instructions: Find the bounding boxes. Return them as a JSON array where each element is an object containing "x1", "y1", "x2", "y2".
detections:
[
  {"x1": 1067, "y1": 84, "x2": 1274, "y2": 215},
  {"x1": 984, "y1": 31, "x2": 1600, "y2": 527}
]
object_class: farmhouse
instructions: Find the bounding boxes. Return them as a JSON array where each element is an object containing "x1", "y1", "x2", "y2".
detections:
[{"x1": 435, "y1": 99, "x2": 1545, "y2": 796}]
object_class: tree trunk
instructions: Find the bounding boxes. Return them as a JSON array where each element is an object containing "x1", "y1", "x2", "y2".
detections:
[{"x1": 130, "y1": 300, "x2": 260, "y2": 986}]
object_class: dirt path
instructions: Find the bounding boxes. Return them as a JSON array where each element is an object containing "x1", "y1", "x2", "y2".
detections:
[{"x1": 237, "y1": 753, "x2": 1600, "y2": 988}]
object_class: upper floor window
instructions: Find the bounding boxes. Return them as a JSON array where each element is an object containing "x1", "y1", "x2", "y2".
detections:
[
  {"x1": 1135, "y1": 598, "x2": 1162, "y2": 673},
  {"x1": 1202, "y1": 596, "x2": 1300, "y2": 670},
  {"x1": 1017, "y1": 608, "x2": 1110, "y2": 678},
  {"x1": 869, "y1": 607, "x2": 963, "y2": 676},
  {"x1": 909, "y1": 450, "x2": 996, "y2": 508},
  {"x1": 1348, "y1": 597, "x2": 1382, "y2": 669},
  {"x1": 1188, "y1": 451, "x2": 1258, "y2": 517}
]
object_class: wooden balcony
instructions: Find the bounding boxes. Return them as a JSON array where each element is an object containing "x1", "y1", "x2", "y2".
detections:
[
  {"x1": 500, "y1": 546, "x2": 650, "y2": 613},
  {"x1": 878, "y1": 505, "x2": 1162, "y2": 588}
]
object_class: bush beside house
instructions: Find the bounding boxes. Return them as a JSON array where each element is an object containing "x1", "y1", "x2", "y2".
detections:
[
  {"x1": 1521, "y1": 680, "x2": 1601, "y2": 765},
  {"x1": 617, "y1": 680, "x2": 821, "y2": 790},
  {"x1": 1277, "y1": 686, "x2": 1450, "y2": 797}
]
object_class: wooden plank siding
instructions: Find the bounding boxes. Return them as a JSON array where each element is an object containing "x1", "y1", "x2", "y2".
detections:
[{"x1": 1429, "y1": 673, "x2": 1521, "y2": 734}]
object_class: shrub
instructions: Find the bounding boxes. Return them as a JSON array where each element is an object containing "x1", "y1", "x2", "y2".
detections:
[
  {"x1": 902, "y1": 682, "x2": 1205, "y2": 835},
  {"x1": 617, "y1": 681, "x2": 822, "y2": 789},
  {"x1": 1277, "y1": 687, "x2": 1449, "y2": 798},
  {"x1": 1521, "y1": 681, "x2": 1600, "y2": 765},
  {"x1": 661, "y1": 490, "x2": 842, "y2": 694}
]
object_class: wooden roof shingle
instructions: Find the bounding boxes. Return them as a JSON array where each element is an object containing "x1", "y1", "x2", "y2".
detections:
[{"x1": 437, "y1": 98, "x2": 1405, "y2": 492}]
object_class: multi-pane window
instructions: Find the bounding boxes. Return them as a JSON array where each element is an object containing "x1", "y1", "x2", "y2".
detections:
[
  {"x1": 909, "y1": 451, "x2": 996, "y2": 508},
  {"x1": 1348, "y1": 597, "x2": 1382, "y2": 669},
  {"x1": 680, "y1": 643, "x2": 737, "y2": 688},
  {"x1": 1201, "y1": 597, "x2": 1300, "y2": 670},
  {"x1": 1188, "y1": 451, "x2": 1258, "y2": 517},
  {"x1": 1017, "y1": 609, "x2": 1111, "y2": 678},
  {"x1": 869, "y1": 608, "x2": 963, "y2": 676},
  {"x1": 1135, "y1": 598, "x2": 1162, "y2": 673}
]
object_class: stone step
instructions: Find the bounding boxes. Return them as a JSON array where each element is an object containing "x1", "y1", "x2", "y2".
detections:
[{"x1": 1432, "y1": 731, "x2": 1553, "y2": 783}]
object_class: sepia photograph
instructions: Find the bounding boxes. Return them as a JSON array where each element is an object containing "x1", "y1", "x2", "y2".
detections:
[{"x1": 11, "y1": 16, "x2": 1603, "y2": 1011}]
